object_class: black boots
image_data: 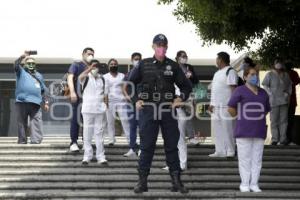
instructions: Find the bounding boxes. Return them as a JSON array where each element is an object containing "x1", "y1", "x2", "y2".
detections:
[
  {"x1": 170, "y1": 170, "x2": 189, "y2": 194},
  {"x1": 134, "y1": 169, "x2": 149, "y2": 193},
  {"x1": 134, "y1": 169, "x2": 188, "y2": 194}
]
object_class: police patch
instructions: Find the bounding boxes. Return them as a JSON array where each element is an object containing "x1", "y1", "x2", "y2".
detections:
[{"x1": 164, "y1": 65, "x2": 173, "y2": 76}]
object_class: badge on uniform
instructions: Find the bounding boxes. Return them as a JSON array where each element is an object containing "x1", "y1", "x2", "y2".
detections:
[{"x1": 164, "y1": 65, "x2": 173, "y2": 76}]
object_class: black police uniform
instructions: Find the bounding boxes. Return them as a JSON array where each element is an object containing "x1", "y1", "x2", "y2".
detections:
[{"x1": 128, "y1": 56, "x2": 192, "y2": 193}]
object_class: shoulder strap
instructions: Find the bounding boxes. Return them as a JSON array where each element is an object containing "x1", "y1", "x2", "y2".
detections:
[
  {"x1": 28, "y1": 72, "x2": 44, "y2": 94},
  {"x1": 100, "y1": 76, "x2": 105, "y2": 94},
  {"x1": 81, "y1": 77, "x2": 89, "y2": 94},
  {"x1": 81, "y1": 76, "x2": 105, "y2": 95},
  {"x1": 226, "y1": 67, "x2": 234, "y2": 76}
]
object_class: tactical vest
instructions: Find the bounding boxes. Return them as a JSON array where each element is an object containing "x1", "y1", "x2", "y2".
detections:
[{"x1": 139, "y1": 58, "x2": 176, "y2": 103}]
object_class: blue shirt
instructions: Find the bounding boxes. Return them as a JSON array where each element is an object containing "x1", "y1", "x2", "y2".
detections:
[
  {"x1": 15, "y1": 65, "x2": 46, "y2": 106},
  {"x1": 68, "y1": 61, "x2": 87, "y2": 94},
  {"x1": 123, "y1": 69, "x2": 139, "y2": 103}
]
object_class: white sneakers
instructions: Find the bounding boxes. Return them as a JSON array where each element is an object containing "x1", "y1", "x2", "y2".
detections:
[
  {"x1": 240, "y1": 185, "x2": 262, "y2": 193},
  {"x1": 123, "y1": 149, "x2": 137, "y2": 157},
  {"x1": 82, "y1": 158, "x2": 108, "y2": 165},
  {"x1": 108, "y1": 139, "x2": 116, "y2": 146},
  {"x1": 226, "y1": 152, "x2": 235, "y2": 157},
  {"x1": 70, "y1": 143, "x2": 80, "y2": 152},
  {"x1": 250, "y1": 185, "x2": 262, "y2": 192},
  {"x1": 188, "y1": 138, "x2": 200, "y2": 145},
  {"x1": 208, "y1": 152, "x2": 226, "y2": 158},
  {"x1": 82, "y1": 158, "x2": 90, "y2": 165},
  {"x1": 239, "y1": 185, "x2": 250, "y2": 192},
  {"x1": 97, "y1": 158, "x2": 108, "y2": 165},
  {"x1": 208, "y1": 152, "x2": 235, "y2": 158},
  {"x1": 161, "y1": 166, "x2": 187, "y2": 171}
]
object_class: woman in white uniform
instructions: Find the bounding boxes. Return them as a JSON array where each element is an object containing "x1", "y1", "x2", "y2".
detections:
[
  {"x1": 79, "y1": 61, "x2": 108, "y2": 165},
  {"x1": 103, "y1": 59, "x2": 130, "y2": 147}
]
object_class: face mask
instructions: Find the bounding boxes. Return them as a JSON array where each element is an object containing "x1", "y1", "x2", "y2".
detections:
[
  {"x1": 154, "y1": 47, "x2": 167, "y2": 60},
  {"x1": 132, "y1": 60, "x2": 140, "y2": 67},
  {"x1": 179, "y1": 57, "x2": 187, "y2": 64},
  {"x1": 91, "y1": 68, "x2": 99, "y2": 77},
  {"x1": 24, "y1": 63, "x2": 36, "y2": 72},
  {"x1": 109, "y1": 66, "x2": 118, "y2": 73},
  {"x1": 247, "y1": 75, "x2": 259, "y2": 86},
  {"x1": 274, "y1": 64, "x2": 283, "y2": 70},
  {"x1": 85, "y1": 55, "x2": 94, "y2": 64}
]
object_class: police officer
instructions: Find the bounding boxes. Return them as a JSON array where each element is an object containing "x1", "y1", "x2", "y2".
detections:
[{"x1": 128, "y1": 34, "x2": 192, "y2": 194}]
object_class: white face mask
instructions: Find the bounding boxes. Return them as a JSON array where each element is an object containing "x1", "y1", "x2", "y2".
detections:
[
  {"x1": 132, "y1": 60, "x2": 140, "y2": 67},
  {"x1": 275, "y1": 63, "x2": 283, "y2": 70},
  {"x1": 179, "y1": 57, "x2": 187, "y2": 64},
  {"x1": 86, "y1": 55, "x2": 94, "y2": 63},
  {"x1": 91, "y1": 68, "x2": 99, "y2": 77}
]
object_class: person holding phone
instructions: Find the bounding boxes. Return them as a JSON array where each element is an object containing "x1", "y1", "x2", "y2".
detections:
[{"x1": 14, "y1": 51, "x2": 49, "y2": 144}]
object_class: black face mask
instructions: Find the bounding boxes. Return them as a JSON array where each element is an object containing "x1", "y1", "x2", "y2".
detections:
[{"x1": 109, "y1": 66, "x2": 118, "y2": 73}]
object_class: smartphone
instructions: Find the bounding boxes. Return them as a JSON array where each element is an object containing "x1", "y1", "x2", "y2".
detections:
[{"x1": 25, "y1": 50, "x2": 38, "y2": 55}]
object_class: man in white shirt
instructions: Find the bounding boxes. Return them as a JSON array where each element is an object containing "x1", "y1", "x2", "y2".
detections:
[
  {"x1": 209, "y1": 52, "x2": 238, "y2": 158},
  {"x1": 103, "y1": 59, "x2": 130, "y2": 147},
  {"x1": 79, "y1": 60, "x2": 108, "y2": 165}
]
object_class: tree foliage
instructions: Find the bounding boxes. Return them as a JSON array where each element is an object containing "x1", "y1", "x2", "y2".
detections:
[{"x1": 159, "y1": 0, "x2": 300, "y2": 66}]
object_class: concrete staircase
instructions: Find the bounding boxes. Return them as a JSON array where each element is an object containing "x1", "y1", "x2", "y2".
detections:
[{"x1": 0, "y1": 137, "x2": 300, "y2": 200}]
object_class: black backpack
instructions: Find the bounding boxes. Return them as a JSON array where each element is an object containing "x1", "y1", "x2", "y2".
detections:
[{"x1": 226, "y1": 67, "x2": 244, "y2": 86}]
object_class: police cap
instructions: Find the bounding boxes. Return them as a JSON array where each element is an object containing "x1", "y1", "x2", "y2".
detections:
[{"x1": 153, "y1": 34, "x2": 168, "y2": 45}]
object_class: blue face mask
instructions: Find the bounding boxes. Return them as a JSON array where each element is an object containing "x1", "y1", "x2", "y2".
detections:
[{"x1": 247, "y1": 75, "x2": 258, "y2": 86}]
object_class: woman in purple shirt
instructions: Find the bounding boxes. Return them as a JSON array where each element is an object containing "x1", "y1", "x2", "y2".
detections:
[{"x1": 228, "y1": 66, "x2": 270, "y2": 193}]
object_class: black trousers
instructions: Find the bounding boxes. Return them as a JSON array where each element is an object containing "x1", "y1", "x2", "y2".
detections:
[
  {"x1": 15, "y1": 102, "x2": 42, "y2": 144},
  {"x1": 138, "y1": 105, "x2": 180, "y2": 172},
  {"x1": 286, "y1": 105, "x2": 296, "y2": 142}
]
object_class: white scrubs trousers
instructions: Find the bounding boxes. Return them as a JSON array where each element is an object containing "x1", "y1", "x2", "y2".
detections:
[
  {"x1": 236, "y1": 138, "x2": 264, "y2": 188},
  {"x1": 211, "y1": 107, "x2": 236, "y2": 156},
  {"x1": 177, "y1": 108, "x2": 188, "y2": 170},
  {"x1": 106, "y1": 101, "x2": 130, "y2": 144},
  {"x1": 82, "y1": 113, "x2": 106, "y2": 161}
]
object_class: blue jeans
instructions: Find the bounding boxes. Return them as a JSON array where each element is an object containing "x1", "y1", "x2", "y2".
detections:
[
  {"x1": 70, "y1": 100, "x2": 82, "y2": 145},
  {"x1": 128, "y1": 105, "x2": 139, "y2": 150}
]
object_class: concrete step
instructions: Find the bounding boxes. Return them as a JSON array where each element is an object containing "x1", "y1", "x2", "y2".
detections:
[
  {"x1": 1, "y1": 155, "x2": 299, "y2": 162},
  {"x1": 1, "y1": 190, "x2": 300, "y2": 200},
  {"x1": 0, "y1": 161, "x2": 298, "y2": 169},
  {"x1": 1, "y1": 175, "x2": 300, "y2": 183},
  {"x1": 1, "y1": 147, "x2": 300, "y2": 158},
  {"x1": 0, "y1": 137, "x2": 300, "y2": 199},
  {"x1": 1, "y1": 168, "x2": 300, "y2": 176},
  {"x1": 1, "y1": 182, "x2": 300, "y2": 191},
  {"x1": 0, "y1": 136, "x2": 213, "y2": 145}
]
